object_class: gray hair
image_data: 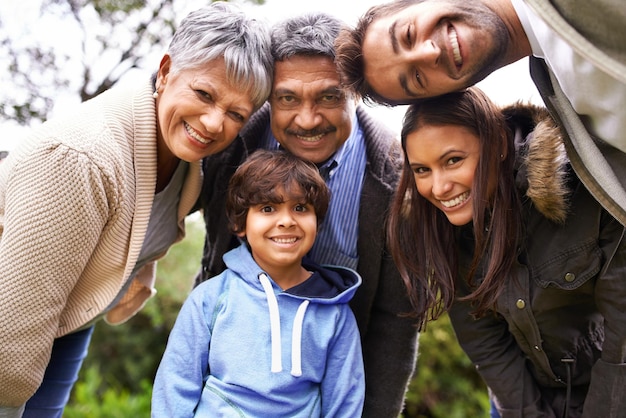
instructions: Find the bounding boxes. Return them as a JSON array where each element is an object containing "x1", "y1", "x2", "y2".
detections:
[
  {"x1": 167, "y1": 2, "x2": 273, "y2": 109},
  {"x1": 271, "y1": 12, "x2": 345, "y2": 61}
]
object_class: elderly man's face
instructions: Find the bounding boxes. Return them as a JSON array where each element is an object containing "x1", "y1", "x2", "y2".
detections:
[{"x1": 269, "y1": 55, "x2": 356, "y2": 164}]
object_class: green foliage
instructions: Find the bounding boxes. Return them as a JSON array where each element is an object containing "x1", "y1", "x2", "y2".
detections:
[
  {"x1": 402, "y1": 314, "x2": 490, "y2": 417},
  {"x1": 64, "y1": 366, "x2": 152, "y2": 418}
]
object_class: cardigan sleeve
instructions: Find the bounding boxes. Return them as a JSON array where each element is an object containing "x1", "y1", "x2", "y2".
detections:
[{"x1": 0, "y1": 143, "x2": 112, "y2": 406}]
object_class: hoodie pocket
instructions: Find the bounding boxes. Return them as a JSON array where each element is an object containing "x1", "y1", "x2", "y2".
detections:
[
  {"x1": 530, "y1": 239, "x2": 602, "y2": 290},
  {"x1": 196, "y1": 383, "x2": 247, "y2": 418}
]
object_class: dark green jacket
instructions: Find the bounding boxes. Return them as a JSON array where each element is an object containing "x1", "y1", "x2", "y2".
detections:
[{"x1": 449, "y1": 105, "x2": 626, "y2": 418}]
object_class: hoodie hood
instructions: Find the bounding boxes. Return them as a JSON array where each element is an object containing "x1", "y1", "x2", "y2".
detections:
[
  {"x1": 223, "y1": 243, "x2": 361, "y2": 303},
  {"x1": 504, "y1": 103, "x2": 571, "y2": 224}
]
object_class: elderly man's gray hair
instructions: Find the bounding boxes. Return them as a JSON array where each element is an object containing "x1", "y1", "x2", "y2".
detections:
[{"x1": 271, "y1": 12, "x2": 346, "y2": 61}]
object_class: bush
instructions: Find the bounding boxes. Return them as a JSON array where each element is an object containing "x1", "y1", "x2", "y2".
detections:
[
  {"x1": 64, "y1": 366, "x2": 152, "y2": 418},
  {"x1": 402, "y1": 314, "x2": 489, "y2": 418}
]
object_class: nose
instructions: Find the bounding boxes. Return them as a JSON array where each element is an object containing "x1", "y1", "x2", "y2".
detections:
[
  {"x1": 409, "y1": 39, "x2": 440, "y2": 67},
  {"x1": 294, "y1": 103, "x2": 322, "y2": 130},
  {"x1": 431, "y1": 170, "x2": 453, "y2": 198},
  {"x1": 200, "y1": 107, "x2": 225, "y2": 135},
  {"x1": 277, "y1": 209, "x2": 296, "y2": 228}
]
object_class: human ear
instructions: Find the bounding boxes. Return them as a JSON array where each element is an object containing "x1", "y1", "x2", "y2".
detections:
[
  {"x1": 500, "y1": 139, "x2": 508, "y2": 161},
  {"x1": 155, "y1": 54, "x2": 172, "y2": 92}
]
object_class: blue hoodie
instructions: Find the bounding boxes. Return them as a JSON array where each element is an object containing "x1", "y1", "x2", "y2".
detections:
[{"x1": 152, "y1": 244, "x2": 364, "y2": 417}]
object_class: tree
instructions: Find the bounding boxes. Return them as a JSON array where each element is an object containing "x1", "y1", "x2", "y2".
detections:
[{"x1": 0, "y1": 0, "x2": 263, "y2": 126}]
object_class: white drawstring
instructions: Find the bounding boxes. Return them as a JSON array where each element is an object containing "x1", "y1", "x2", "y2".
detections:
[
  {"x1": 290, "y1": 300, "x2": 310, "y2": 377},
  {"x1": 259, "y1": 273, "x2": 282, "y2": 373}
]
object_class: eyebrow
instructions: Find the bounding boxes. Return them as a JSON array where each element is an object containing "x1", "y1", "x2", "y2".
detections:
[
  {"x1": 399, "y1": 74, "x2": 417, "y2": 98},
  {"x1": 272, "y1": 87, "x2": 295, "y2": 96},
  {"x1": 389, "y1": 20, "x2": 399, "y2": 54},
  {"x1": 389, "y1": 20, "x2": 419, "y2": 99}
]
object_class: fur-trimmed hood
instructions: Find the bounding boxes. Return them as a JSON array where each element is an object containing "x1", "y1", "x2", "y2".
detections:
[{"x1": 503, "y1": 103, "x2": 570, "y2": 224}]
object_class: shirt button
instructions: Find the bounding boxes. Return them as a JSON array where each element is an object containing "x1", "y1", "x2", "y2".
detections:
[
  {"x1": 516, "y1": 299, "x2": 526, "y2": 309},
  {"x1": 564, "y1": 272, "x2": 576, "y2": 282},
  {"x1": 534, "y1": 345, "x2": 542, "y2": 352}
]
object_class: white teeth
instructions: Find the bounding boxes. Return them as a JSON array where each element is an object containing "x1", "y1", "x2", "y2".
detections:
[
  {"x1": 185, "y1": 122, "x2": 211, "y2": 144},
  {"x1": 273, "y1": 237, "x2": 297, "y2": 244},
  {"x1": 441, "y1": 191, "x2": 469, "y2": 208},
  {"x1": 449, "y1": 27, "x2": 462, "y2": 67},
  {"x1": 297, "y1": 134, "x2": 323, "y2": 142}
]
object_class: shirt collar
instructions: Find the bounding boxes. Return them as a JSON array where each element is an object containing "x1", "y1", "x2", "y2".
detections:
[{"x1": 510, "y1": 0, "x2": 545, "y2": 58}]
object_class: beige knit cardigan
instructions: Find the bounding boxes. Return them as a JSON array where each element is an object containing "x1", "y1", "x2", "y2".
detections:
[{"x1": 0, "y1": 80, "x2": 202, "y2": 406}]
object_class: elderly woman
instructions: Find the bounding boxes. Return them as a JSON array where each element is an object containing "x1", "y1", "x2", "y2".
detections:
[{"x1": 0, "y1": 3, "x2": 272, "y2": 417}]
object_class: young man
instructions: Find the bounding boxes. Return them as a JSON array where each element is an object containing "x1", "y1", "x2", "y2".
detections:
[
  {"x1": 198, "y1": 12, "x2": 419, "y2": 418},
  {"x1": 154, "y1": 150, "x2": 364, "y2": 417},
  {"x1": 335, "y1": 0, "x2": 626, "y2": 226}
]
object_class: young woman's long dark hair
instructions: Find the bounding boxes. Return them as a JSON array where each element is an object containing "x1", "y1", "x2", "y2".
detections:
[{"x1": 388, "y1": 88, "x2": 521, "y2": 329}]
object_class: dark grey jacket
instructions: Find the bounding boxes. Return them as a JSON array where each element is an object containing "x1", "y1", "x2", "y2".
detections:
[
  {"x1": 449, "y1": 105, "x2": 626, "y2": 418},
  {"x1": 197, "y1": 103, "x2": 419, "y2": 418}
]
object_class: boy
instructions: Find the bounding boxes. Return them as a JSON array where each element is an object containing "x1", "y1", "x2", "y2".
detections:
[{"x1": 152, "y1": 150, "x2": 364, "y2": 417}]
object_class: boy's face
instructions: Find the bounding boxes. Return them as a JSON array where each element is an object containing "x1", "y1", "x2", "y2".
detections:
[{"x1": 241, "y1": 194, "x2": 317, "y2": 280}]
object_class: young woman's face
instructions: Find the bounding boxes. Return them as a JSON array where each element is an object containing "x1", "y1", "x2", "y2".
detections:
[
  {"x1": 155, "y1": 56, "x2": 254, "y2": 163},
  {"x1": 405, "y1": 124, "x2": 480, "y2": 226},
  {"x1": 241, "y1": 192, "x2": 318, "y2": 277}
]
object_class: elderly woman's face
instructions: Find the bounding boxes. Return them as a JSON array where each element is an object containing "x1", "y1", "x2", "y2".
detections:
[{"x1": 154, "y1": 56, "x2": 254, "y2": 162}]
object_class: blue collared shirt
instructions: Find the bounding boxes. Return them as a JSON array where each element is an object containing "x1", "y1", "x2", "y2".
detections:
[{"x1": 260, "y1": 114, "x2": 366, "y2": 270}]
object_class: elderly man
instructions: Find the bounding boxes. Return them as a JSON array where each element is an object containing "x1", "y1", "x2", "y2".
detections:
[{"x1": 197, "y1": 12, "x2": 419, "y2": 418}]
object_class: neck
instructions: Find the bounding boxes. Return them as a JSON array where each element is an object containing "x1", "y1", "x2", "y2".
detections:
[
  {"x1": 264, "y1": 264, "x2": 311, "y2": 291},
  {"x1": 155, "y1": 134, "x2": 180, "y2": 193},
  {"x1": 484, "y1": 0, "x2": 533, "y2": 65}
]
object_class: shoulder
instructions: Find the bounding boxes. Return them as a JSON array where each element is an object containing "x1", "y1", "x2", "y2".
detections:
[
  {"x1": 524, "y1": 0, "x2": 626, "y2": 81},
  {"x1": 356, "y1": 106, "x2": 398, "y2": 148},
  {"x1": 17, "y1": 82, "x2": 152, "y2": 168},
  {"x1": 356, "y1": 106, "x2": 403, "y2": 184},
  {"x1": 505, "y1": 103, "x2": 571, "y2": 224},
  {"x1": 188, "y1": 269, "x2": 237, "y2": 310}
]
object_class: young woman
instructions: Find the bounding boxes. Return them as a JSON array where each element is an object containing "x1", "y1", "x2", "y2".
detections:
[
  {"x1": 0, "y1": 4, "x2": 272, "y2": 417},
  {"x1": 388, "y1": 87, "x2": 626, "y2": 417}
]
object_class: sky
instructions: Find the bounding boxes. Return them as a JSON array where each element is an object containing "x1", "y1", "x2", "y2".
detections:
[{"x1": 0, "y1": 0, "x2": 542, "y2": 150}]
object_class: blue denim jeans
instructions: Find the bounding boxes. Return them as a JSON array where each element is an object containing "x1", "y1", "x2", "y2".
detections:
[{"x1": 23, "y1": 325, "x2": 94, "y2": 418}]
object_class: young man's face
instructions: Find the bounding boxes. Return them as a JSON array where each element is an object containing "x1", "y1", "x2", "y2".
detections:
[
  {"x1": 362, "y1": 0, "x2": 508, "y2": 103},
  {"x1": 269, "y1": 55, "x2": 356, "y2": 164},
  {"x1": 242, "y1": 194, "x2": 318, "y2": 280}
]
